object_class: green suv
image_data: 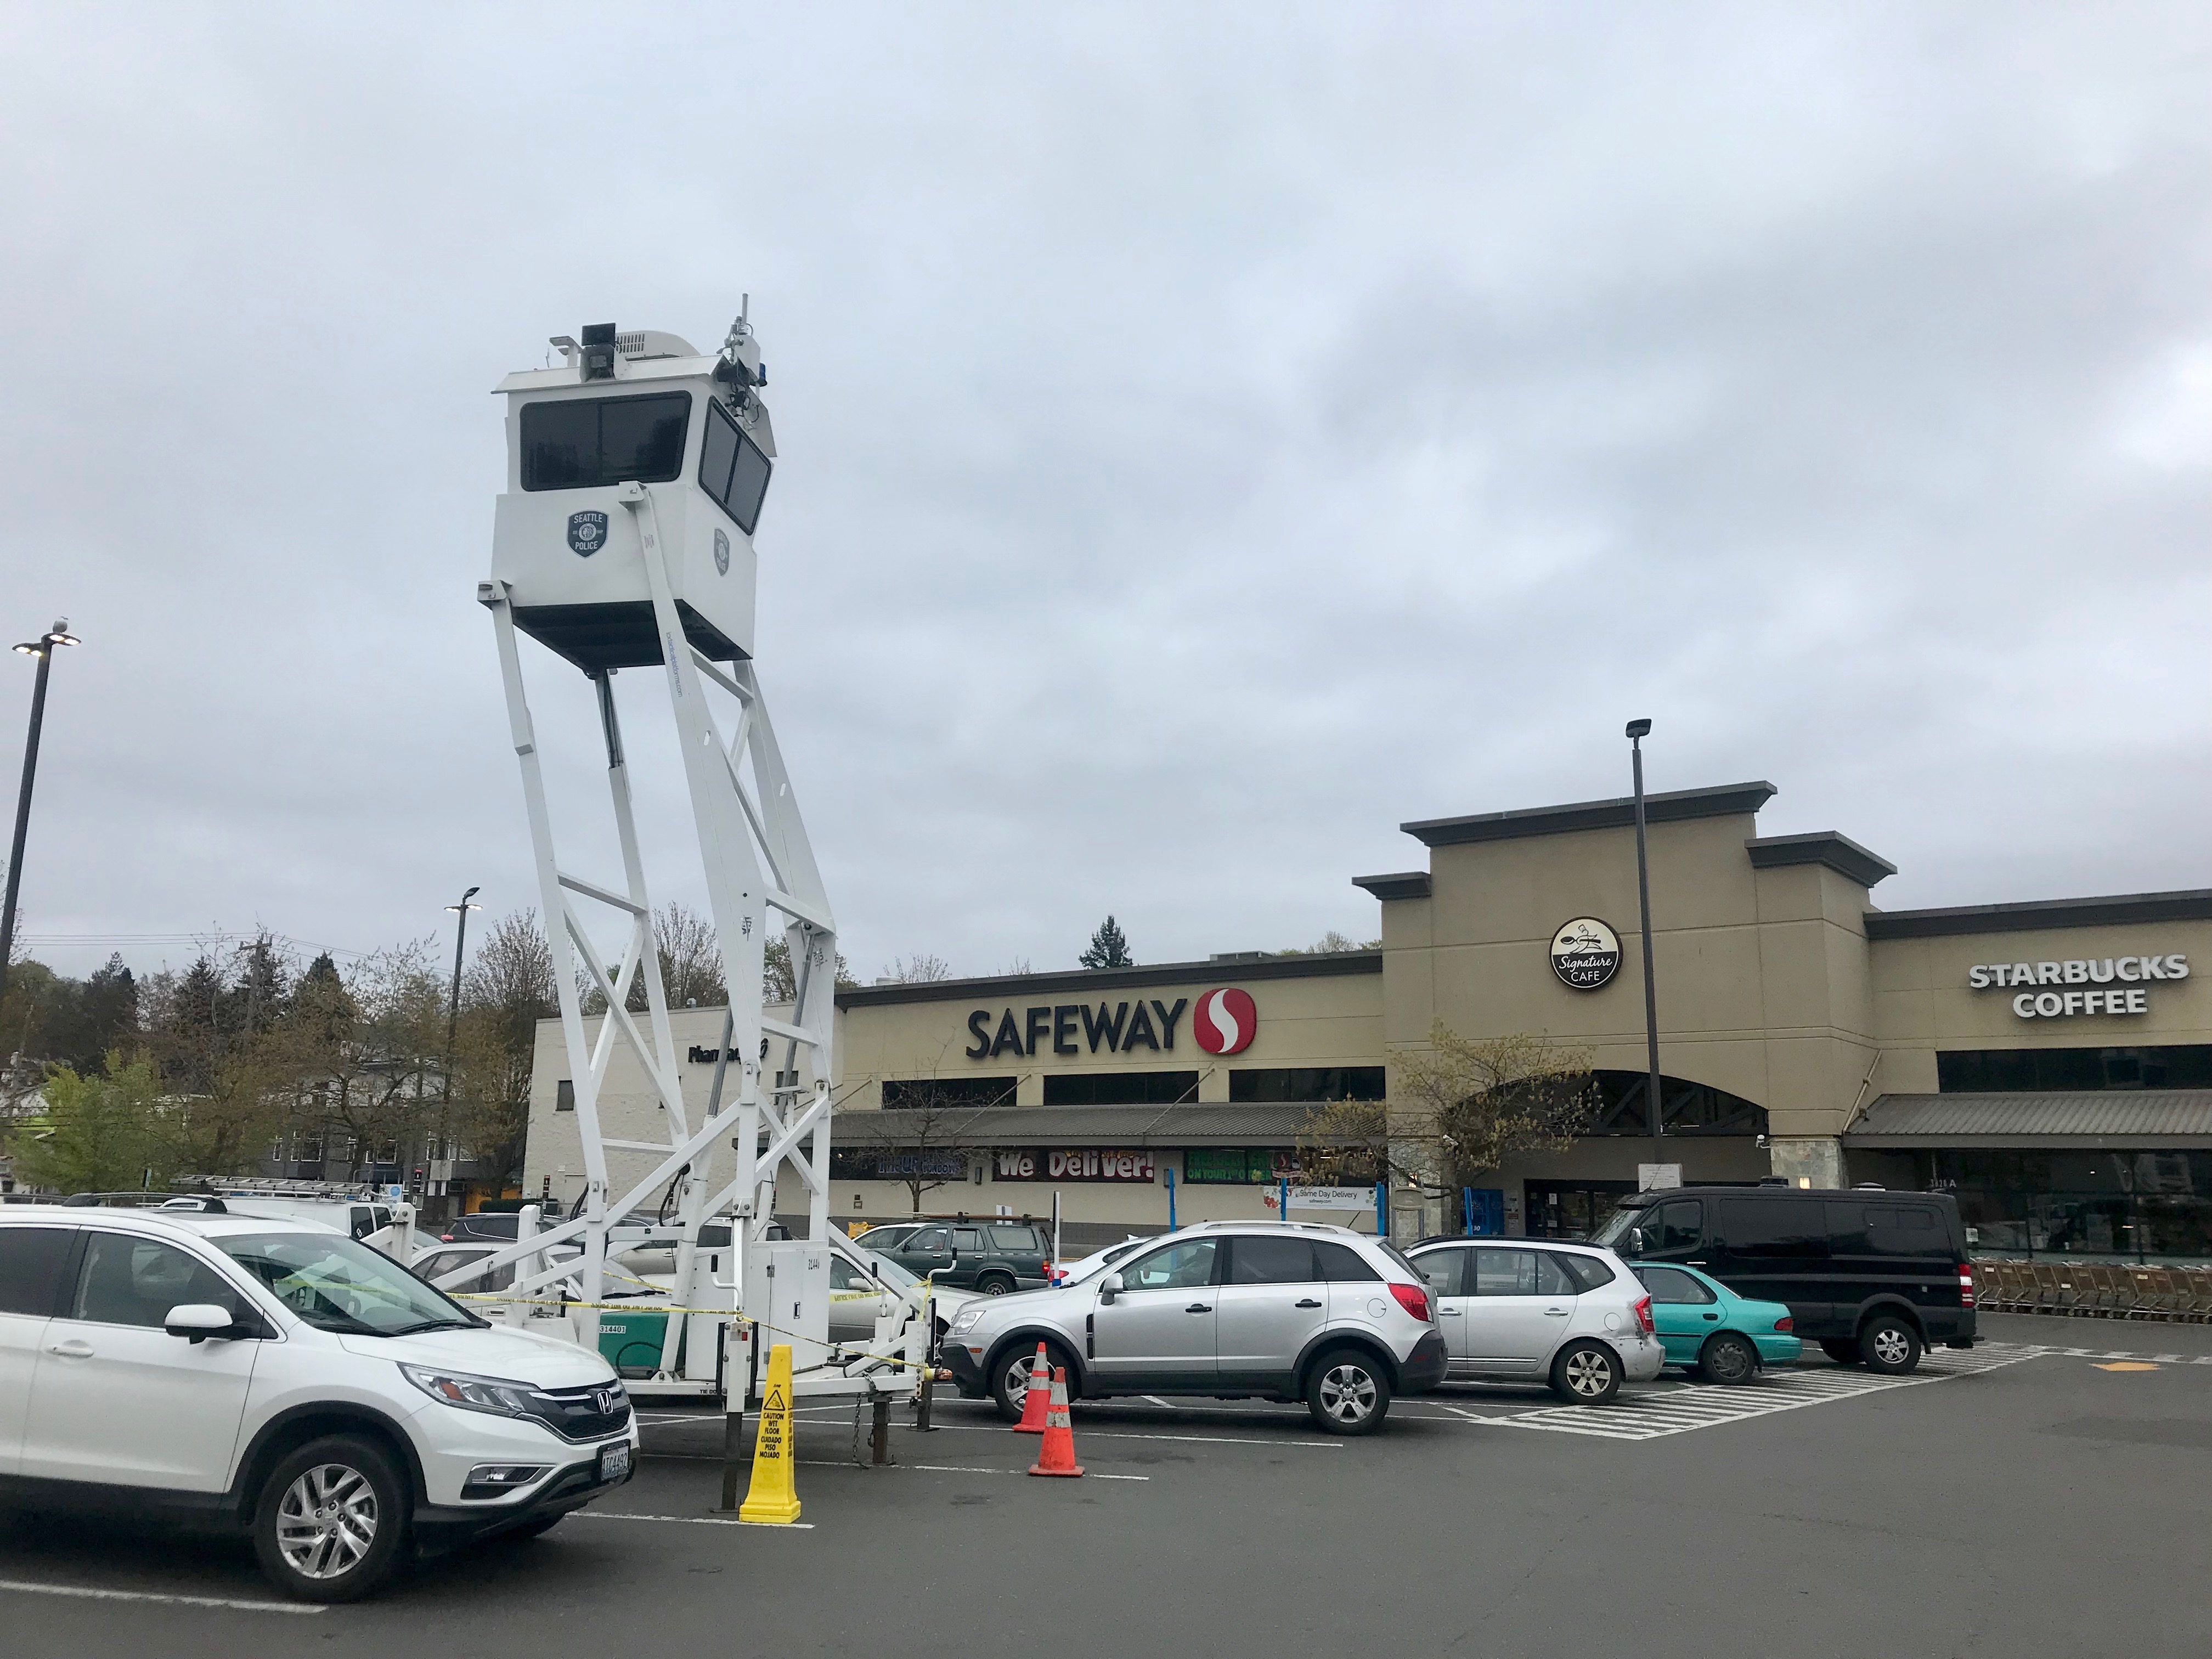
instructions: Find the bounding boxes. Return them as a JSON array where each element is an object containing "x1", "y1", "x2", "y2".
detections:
[{"x1": 857, "y1": 1220, "x2": 1051, "y2": 1295}]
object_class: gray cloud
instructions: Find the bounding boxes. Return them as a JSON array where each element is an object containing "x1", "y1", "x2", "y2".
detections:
[{"x1": 1, "y1": 4, "x2": 2205, "y2": 986}]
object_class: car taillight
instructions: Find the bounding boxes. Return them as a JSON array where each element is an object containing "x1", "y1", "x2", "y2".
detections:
[
  {"x1": 1632, "y1": 1294, "x2": 1654, "y2": 1336},
  {"x1": 1957, "y1": 1265, "x2": 1976, "y2": 1307},
  {"x1": 1388, "y1": 1282, "x2": 1432, "y2": 1322},
  {"x1": 1774, "y1": 1316, "x2": 1793, "y2": 1332}
]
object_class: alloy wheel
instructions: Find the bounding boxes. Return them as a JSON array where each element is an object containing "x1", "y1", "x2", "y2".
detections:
[
  {"x1": 1870, "y1": 1327, "x2": 1912, "y2": 1367},
  {"x1": 1564, "y1": 1348, "x2": 1616, "y2": 1398},
  {"x1": 275, "y1": 1463, "x2": 379, "y2": 1581},
  {"x1": 1003, "y1": 1350, "x2": 1046, "y2": 1399},
  {"x1": 1317, "y1": 1362, "x2": 1379, "y2": 1425}
]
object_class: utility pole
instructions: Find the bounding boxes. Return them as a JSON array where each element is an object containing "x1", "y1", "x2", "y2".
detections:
[
  {"x1": 0, "y1": 620, "x2": 80, "y2": 1014},
  {"x1": 1626, "y1": 719, "x2": 1663, "y2": 1159}
]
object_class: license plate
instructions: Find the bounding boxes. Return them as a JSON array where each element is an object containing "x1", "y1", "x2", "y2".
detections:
[{"x1": 598, "y1": 1441, "x2": 632, "y2": 1482}]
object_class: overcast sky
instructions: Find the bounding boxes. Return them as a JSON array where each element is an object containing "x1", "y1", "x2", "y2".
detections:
[{"x1": 2, "y1": 4, "x2": 2205, "y2": 988}]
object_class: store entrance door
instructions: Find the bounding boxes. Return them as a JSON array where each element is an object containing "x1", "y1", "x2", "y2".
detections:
[{"x1": 1525, "y1": 1180, "x2": 1638, "y2": 1242}]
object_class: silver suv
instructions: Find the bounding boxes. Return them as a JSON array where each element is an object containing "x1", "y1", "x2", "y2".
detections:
[
  {"x1": 940, "y1": 1222, "x2": 1447, "y2": 1435},
  {"x1": 1406, "y1": 1237, "x2": 1666, "y2": 1403}
]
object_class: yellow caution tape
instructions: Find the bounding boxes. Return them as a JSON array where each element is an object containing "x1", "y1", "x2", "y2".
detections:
[{"x1": 447, "y1": 1290, "x2": 932, "y2": 1373}]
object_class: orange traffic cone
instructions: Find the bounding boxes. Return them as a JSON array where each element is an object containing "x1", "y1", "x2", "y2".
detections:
[
  {"x1": 1027, "y1": 1368, "x2": 1084, "y2": 1477},
  {"x1": 1013, "y1": 1342, "x2": 1052, "y2": 1434}
]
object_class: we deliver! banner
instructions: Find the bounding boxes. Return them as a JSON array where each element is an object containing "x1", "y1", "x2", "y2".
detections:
[{"x1": 994, "y1": 1149, "x2": 1157, "y2": 1183}]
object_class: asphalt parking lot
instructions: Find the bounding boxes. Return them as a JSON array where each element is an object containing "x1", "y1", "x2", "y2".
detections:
[{"x1": 5, "y1": 1312, "x2": 2211, "y2": 1658}]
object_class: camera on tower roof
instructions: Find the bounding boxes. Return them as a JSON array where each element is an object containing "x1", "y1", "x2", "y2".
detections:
[{"x1": 484, "y1": 308, "x2": 778, "y2": 674}]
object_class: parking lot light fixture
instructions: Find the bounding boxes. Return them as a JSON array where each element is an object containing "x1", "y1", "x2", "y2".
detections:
[
  {"x1": 0, "y1": 619, "x2": 80, "y2": 1012},
  {"x1": 1625, "y1": 718, "x2": 1662, "y2": 1156}
]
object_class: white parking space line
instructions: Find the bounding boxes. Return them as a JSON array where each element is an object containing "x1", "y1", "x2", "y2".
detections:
[
  {"x1": 908, "y1": 1465, "x2": 1151, "y2": 1480},
  {"x1": 1488, "y1": 1348, "x2": 2038, "y2": 1441},
  {"x1": 0, "y1": 1578, "x2": 325, "y2": 1615},
  {"x1": 921, "y1": 1422, "x2": 1344, "y2": 1448}
]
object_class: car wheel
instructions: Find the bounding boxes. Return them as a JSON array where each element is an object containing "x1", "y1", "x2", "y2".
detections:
[
  {"x1": 1820, "y1": 1339, "x2": 1863, "y2": 1365},
  {"x1": 1549, "y1": 1340, "x2": 1622, "y2": 1404},
  {"x1": 1306, "y1": 1347, "x2": 1392, "y2": 1435},
  {"x1": 1858, "y1": 1314, "x2": 1922, "y2": 1375},
  {"x1": 977, "y1": 1273, "x2": 1016, "y2": 1296},
  {"x1": 252, "y1": 1435, "x2": 408, "y2": 1604},
  {"x1": 1696, "y1": 1332, "x2": 1759, "y2": 1386},
  {"x1": 990, "y1": 1339, "x2": 1074, "y2": 1421}
]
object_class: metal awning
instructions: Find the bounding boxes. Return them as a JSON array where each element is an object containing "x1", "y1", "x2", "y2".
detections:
[
  {"x1": 1847, "y1": 1091, "x2": 2212, "y2": 1149},
  {"x1": 839, "y1": 1104, "x2": 1324, "y2": 1148}
]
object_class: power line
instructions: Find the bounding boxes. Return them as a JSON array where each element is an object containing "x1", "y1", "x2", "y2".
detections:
[{"x1": 14, "y1": 930, "x2": 370, "y2": 960}]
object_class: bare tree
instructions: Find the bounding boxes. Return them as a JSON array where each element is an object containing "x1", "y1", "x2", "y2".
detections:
[
  {"x1": 879, "y1": 952, "x2": 952, "y2": 984},
  {"x1": 650, "y1": 901, "x2": 726, "y2": 1009},
  {"x1": 855, "y1": 1076, "x2": 988, "y2": 1215},
  {"x1": 1277, "y1": 930, "x2": 1381, "y2": 955},
  {"x1": 452, "y1": 910, "x2": 559, "y2": 1187},
  {"x1": 765, "y1": 936, "x2": 858, "y2": 1003},
  {"x1": 1297, "y1": 1023, "x2": 1596, "y2": 1196}
]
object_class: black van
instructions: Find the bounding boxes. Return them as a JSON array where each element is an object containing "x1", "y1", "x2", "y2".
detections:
[{"x1": 1593, "y1": 1185, "x2": 1976, "y2": 1374}]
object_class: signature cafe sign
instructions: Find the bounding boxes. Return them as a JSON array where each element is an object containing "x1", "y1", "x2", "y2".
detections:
[
  {"x1": 1549, "y1": 917, "x2": 1622, "y2": 991},
  {"x1": 1969, "y1": 953, "x2": 2190, "y2": 1020}
]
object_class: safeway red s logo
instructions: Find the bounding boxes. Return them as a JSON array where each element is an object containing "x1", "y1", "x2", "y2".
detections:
[{"x1": 1193, "y1": 988, "x2": 1257, "y2": 1055}]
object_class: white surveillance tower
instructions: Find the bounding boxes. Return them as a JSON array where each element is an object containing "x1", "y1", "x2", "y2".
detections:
[{"x1": 470, "y1": 309, "x2": 840, "y2": 1389}]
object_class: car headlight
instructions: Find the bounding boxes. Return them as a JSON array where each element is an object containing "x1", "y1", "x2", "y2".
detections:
[
  {"x1": 401, "y1": 1363, "x2": 538, "y2": 1418},
  {"x1": 947, "y1": 1304, "x2": 988, "y2": 1335}
]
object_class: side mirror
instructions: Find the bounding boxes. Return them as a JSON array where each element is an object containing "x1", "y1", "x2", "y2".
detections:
[
  {"x1": 1628, "y1": 1227, "x2": 1647, "y2": 1257},
  {"x1": 1099, "y1": 1271, "x2": 1124, "y2": 1305},
  {"x1": 165, "y1": 1303, "x2": 238, "y2": 1344}
]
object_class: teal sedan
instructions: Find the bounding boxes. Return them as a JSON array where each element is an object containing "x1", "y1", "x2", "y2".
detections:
[{"x1": 1631, "y1": 1263, "x2": 1801, "y2": 1384}]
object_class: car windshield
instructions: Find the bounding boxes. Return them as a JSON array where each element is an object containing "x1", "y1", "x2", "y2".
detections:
[
  {"x1": 216, "y1": 1231, "x2": 483, "y2": 1336},
  {"x1": 1589, "y1": 1205, "x2": 1644, "y2": 1249}
]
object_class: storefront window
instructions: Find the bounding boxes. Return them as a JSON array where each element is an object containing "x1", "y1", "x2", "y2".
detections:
[
  {"x1": 1931, "y1": 1149, "x2": 2212, "y2": 1262},
  {"x1": 1042, "y1": 1071, "x2": 1199, "y2": 1106},
  {"x1": 1936, "y1": 1046, "x2": 2212, "y2": 1092},
  {"x1": 882, "y1": 1076, "x2": 1016, "y2": 1109},
  {"x1": 1229, "y1": 1068, "x2": 1386, "y2": 1103},
  {"x1": 1585, "y1": 1073, "x2": 1767, "y2": 1136},
  {"x1": 1183, "y1": 1148, "x2": 1290, "y2": 1184}
]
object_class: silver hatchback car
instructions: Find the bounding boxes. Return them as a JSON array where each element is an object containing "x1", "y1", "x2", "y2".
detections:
[
  {"x1": 940, "y1": 1222, "x2": 1448, "y2": 1435},
  {"x1": 1407, "y1": 1237, "x2": 1666, "y2": 1403}
]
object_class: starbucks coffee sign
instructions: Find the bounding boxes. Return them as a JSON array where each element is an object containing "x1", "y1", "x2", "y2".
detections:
[{"x1": 1550, "y1": 917, "x2": 1623, "y2": 991}]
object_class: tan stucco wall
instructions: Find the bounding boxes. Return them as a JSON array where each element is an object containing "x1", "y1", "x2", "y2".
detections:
[{"x1": 1390, "y1": 811, "x2": 1883, "y2": 1142}]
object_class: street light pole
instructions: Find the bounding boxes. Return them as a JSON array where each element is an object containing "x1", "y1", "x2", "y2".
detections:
[
  {"x1": 0, "y1": 620, "x2": 81, "y2": 1014},
  {"x1": 438, "y1": 885, "x2": 482, "y2": 1217},
  {"x1": 1626, "y1": 719, "x2": 1663, "y2": 1162}
]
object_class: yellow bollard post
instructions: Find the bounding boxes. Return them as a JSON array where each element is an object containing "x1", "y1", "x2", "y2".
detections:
[{"x1": 738, "y1": 1342, "x2": 802, "y2": 1524}]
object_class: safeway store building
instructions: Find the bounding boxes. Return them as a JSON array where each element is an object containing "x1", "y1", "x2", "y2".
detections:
[{"x1": 523, "y1": 780, "x2": 2212, "y2": 1259}]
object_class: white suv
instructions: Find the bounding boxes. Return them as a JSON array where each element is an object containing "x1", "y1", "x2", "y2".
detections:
[
  {"x1": 0, "y1": 1203, "x2": 639, "y2": 1602},
  {"x1": 941, "y1": 1221, "x2": 1448, "y2": 1435},
  {"x1": 1406, "y1": 1237, "x2": 1666, "y2": 1402}
]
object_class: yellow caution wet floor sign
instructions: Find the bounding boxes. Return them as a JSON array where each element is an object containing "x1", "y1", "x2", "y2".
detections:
[{"x1": 740, "y1": 1343, "x2": 802, "y2": 1524}]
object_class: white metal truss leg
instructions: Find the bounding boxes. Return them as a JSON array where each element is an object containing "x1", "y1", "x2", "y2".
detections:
[{"x1": 466, "y1": 493, "x2": 838, "y2": 1370}]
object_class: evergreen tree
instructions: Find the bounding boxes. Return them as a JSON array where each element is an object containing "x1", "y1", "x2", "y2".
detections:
[
  {"x1": 145, "y1": 953, "x2": 225, "y2": 1093},
  {"x1": 1079, "y1": 915, "x2": 1135, "y2": 969},
  {"x1": 225, "y1": 933, "x2": 289, "y2": 1039}
]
